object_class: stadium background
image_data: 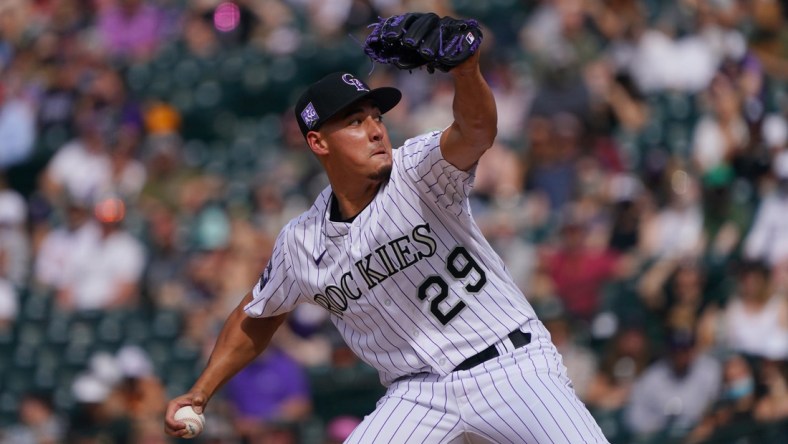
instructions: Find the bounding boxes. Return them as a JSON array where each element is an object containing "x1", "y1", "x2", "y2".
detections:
[{"x1": 0, "y1": 0, "x2": 787, "y2": 442}]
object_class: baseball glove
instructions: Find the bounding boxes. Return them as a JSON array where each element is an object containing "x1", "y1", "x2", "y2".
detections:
[{"x1": 364, "y1": 12, "x2": 483, "y2": 73}]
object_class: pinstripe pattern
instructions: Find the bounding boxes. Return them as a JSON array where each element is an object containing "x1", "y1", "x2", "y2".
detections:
[
  {"x1": 347, "y1": 321, "x2": 607, "y2": 443},
  {"x1": 245, "y1": 131, "x2": 536, "y2": 383},
  {"x1": 244, "y1": 131, "x2": 607, "y2": 442}
]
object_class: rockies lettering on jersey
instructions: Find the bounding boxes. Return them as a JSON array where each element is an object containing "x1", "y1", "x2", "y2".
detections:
[
  {"x1": 245, "y1": 130, "x2": 537, "y2": 385},
  {"x1": 313, "y1": 223, "x2": 436, "y2": 316}
]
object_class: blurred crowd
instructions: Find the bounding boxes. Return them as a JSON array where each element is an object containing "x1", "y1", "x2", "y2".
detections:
[{"x1": 0, "y1": 0, "x2": 787, "y2": 443}]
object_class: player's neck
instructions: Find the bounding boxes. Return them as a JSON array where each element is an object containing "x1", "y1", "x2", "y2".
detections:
[
  {"x1": 329, "y1": 194, "x2": 356, "y2": 222},
  {"x1": 330, "y1": 182, "x2": 381, "y2": 222}
]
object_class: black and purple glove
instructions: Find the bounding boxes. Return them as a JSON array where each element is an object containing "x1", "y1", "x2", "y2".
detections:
[{"x1": 364, "y1": 12, "x2": 483, "y2": 73}]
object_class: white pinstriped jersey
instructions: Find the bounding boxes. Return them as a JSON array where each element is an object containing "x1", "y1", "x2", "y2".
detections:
[{"x1": 245, "y1": 130, "x2": 538, "y2": 385}]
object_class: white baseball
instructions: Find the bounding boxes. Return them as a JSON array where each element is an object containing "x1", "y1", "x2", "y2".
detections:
[{"x1": 174, "y1": 406, "x2": 205, "y2": 439}]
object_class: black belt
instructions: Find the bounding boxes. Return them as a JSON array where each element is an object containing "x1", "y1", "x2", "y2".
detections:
[
  {"x1": 391, "y1": 329, "x2": 532, "y2": 384},
  {"x1": 453, "y1": 329, "x2": 531, "y2": 372}
]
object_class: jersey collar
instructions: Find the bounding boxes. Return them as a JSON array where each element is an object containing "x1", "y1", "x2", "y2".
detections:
[{"x1": 311, "y1": 187, "x2": 352, "y2": 264}]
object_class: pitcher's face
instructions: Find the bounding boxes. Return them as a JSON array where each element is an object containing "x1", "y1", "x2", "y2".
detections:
[{"x1": 317, "y1": 100, "x2": 393, "y2": 182}]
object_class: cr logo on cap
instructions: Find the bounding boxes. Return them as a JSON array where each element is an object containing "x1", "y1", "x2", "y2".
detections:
[
  {"x1": 301, "y1": 102, "x2": 319, "y2": 129},
  {"x1": 342, "y1": 74, "x2": 369, "y2": 92}
]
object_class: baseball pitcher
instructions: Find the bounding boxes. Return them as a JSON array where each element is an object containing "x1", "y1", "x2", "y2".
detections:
[{"x1": 165, "y1": 12, "x2": 608, "y2": 443}]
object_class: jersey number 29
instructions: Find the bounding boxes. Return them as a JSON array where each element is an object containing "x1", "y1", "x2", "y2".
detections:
[{"x1": 416, "y1": 247, "x2": 487, "y2": 325}]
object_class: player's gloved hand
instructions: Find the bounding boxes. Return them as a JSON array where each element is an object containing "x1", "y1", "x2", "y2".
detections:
[{"x1": 364, "y1": 12, "x2": 483, "y2": 73}]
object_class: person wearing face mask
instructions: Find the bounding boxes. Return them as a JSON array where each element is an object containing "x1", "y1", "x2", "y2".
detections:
[{"x1": 686, "y1": 354, "x2": 759, "y2": 444}]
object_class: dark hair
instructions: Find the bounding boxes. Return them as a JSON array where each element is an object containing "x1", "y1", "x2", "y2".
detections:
[
  {"x1": 735, "y1": 259, "x2": 770, "y2": 277},
  {"x1": 666, "y1": 328, "x2": 695, "y2": 350}
]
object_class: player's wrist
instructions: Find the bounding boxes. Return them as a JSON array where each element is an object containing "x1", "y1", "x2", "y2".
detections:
[
  {"x1": 186, "y1": 385, "x2": 213, "y2": 408},
  {"x1": 449, "y1": 51, "x2": 481, "y2": 77}
]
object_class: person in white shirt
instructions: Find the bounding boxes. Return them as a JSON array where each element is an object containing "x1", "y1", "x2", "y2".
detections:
[
  {"x1": 49, "y1": 196, "x2": 145, "y2": 311},
  {"x1": 743, "y1": 151, "x2": 788, "y2": 267},
  {"x1": 0, "y1": 81, "x2": 35, "y2": 169}
]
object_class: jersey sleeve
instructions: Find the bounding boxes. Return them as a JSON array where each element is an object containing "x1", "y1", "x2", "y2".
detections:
[
  {"x1": 244, "y1": 226, "x2": 301, "y2": 317},
  {"x1": 398, "y1": 130, "x2": 476, "y2": 212}
]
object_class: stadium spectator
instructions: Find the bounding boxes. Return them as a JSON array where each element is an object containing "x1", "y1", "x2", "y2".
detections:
[
  {"x1": 686, "y1": 353, "x2": 759, "y2": 444},
  {"x1": 639, "y1": 259, "x2": 710, "y2": 333},
  {"x1": 140, "y1": 200, "x2": 187, "y2": 308},
  {"x1": 223, "y1": 346, "x2": 312, "y2": 441},
  {"x1": 40, "y1": 109, "x2": 115, "y2": 206},
  {"x1": 718, "y1": 260, "x2": 788, "y2": 361},
  {"x1": 753, "y1": 358, "x2": 788, "y2": 424},
  {"x1": 627, "y1": 5, "x2": 722, "y2": 93},
  {"x1": 748, "y1": 0, "x2": 788, "y2": 80},
  {"x1": 35, "y1": 54, "x2": 81, "y2": 154},
  {"x1": 606, "y1": 173, "x2": 647, "y2": 253},
  {"x1": 0, "y1": 187, "x2": 25, "y2": 332},
  {"x1": 0, "y1": 274, "x2": 16, "y2": 331},
  {"x1": 692, "y1": 74, "x2": 749, "y2": 176},
  {"x1": 585, "y1": 323, "x2": 651, "y2": 413},
  {"x1": 624, "y1": 329, "x2": 722, "y2": 440},
  {"x1": 97, "y1": 0, "x2": 163, "y2": 63},
  {"x1": 0, "y1": 75, "x2": 36, "y2": 170},
  {"x1": 524, "y1": 114, "x2": 579, "y2": 212},
  {"x1": 743, "y1": 150, "x2": 788, "y2": 267},
  {"x1": 0, "y1": 185, "x2": 29, "y2": 288},
  {"x1": 642, "y1": 169, "x2": 704, "y2": 260},
  {"x1": 0, "y1": 391, "x2": 65, "y2": 444},
  {"x1": 55, "y1": 196, "x2": 145, "y2": 311},
  {"x1": 541, "y1": 205, "x2": 623, "y2": 322},
  {"x1": 700, "y1": 165, "x2": 751, "y2": 263},
  {"x1": 33, "y1": 195, "x2": 98, "y2": 293}
]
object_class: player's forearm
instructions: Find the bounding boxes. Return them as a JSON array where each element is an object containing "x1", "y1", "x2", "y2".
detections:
[
  {"x1": 450, "y1": 57, "x2": 497, "y2": 151},
  {"x1": 191, "y1": 297, "x2": 287, "y2": 399}
]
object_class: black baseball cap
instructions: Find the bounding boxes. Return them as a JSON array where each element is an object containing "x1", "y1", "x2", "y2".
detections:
[
  {"x1": 295, "y1": 72, "x2": 401, "y2": 139},
  {"x1": 666, "y1": 328, "x2": 695, "y2": 350}
]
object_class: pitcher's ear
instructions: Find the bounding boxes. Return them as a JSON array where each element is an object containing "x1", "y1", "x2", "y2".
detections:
[{"x1": 306, "y1": 131, "x2": 328, "y2": 156}]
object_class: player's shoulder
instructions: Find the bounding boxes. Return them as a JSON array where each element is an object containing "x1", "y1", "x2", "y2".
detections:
[
  {"x1": 395, "y1": 130, "x2": 444, "y2": 171},
  {"x1": 399, "y1": 129, "x2": 443, "y2": 153},
  {"x1": 278, "y1": 186, "x2": 331, "y2": 236}
]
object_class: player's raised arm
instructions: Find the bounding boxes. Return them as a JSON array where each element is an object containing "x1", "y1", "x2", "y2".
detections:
[
  {"x1": 164, "y1": 292, "x2": 287, "y2": 438},
  {"x1": 363, "y1": 13, "x2": 496, "y2": 171},
  {"x1": 439, "y1": 49, "x2": 497, "y2": 171}
]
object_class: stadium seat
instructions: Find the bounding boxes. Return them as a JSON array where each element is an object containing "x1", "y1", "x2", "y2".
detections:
[
  {"x1": 173, "y1": 58, "x2": 204, "y2": 89},
  {"x1": 150, "y1": 309, "x2": 182, "y2": 340},
  {"x1": 0, "y1": 392, "x2": 20, "y2": 426},
  {"x1": 20, "y1": 288, "x2": 54, "y2": 323},
  {"x1": 45, "y1": 310, "x2": 72, "y2": 347},
  {"x1": 665, "y1": 122, "x2": 691, "y2": 158},
  {"x1": 123, "y1": 313, "x2": 152, "y2": 345},
  {"x1": 39, "y1": 124, "x2": 71, "y2": 154},
  {"x1": 96, "y1": 310, "x2": 130, "y2": 349},
  {"x1": 15, "y1": 321, "x2": 46, "y2": 353},
  {"x1": 126, "y1": 63, "x2": 153, "y2": 96},
  {"x1": 3, "y1": 366, "x2": 35, "y2": 396}
]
